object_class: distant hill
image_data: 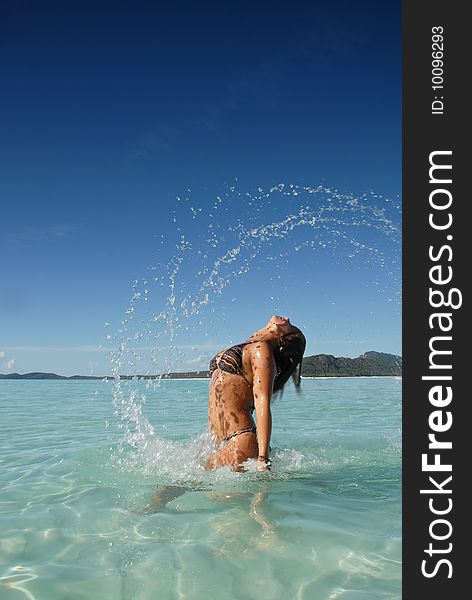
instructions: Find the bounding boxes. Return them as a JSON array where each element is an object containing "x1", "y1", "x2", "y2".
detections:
[
  {"x1": 0, "y1": 351, "x2": 401, "y2": 380},
  {"x1": 0, "y1": 371, "x2": 209, "y2": 380},
  {"x1": 301, "y1": 351, "x2": 402, "y2": 377},
  {"x1": 0, "y1": 372, "x2": 104, "y2": 380}
]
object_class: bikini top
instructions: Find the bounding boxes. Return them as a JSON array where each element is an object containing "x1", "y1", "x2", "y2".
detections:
[
  {"x1": 209, "y1": 340, "x2": 282, "y2": 382},
  {"x1": 210, "y1": 341, "x2": 254, "y2": 411},
  {"x1": 209, "y1": 342, "x2": 251, "y2": 379}
]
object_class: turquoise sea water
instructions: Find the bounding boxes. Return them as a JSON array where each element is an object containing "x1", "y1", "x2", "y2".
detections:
[{"x1": 0, "y1": 377, "x2": 401, "y2": 600}]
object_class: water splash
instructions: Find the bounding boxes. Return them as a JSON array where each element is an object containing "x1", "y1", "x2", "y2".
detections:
[{"x1": 105, "y1": 182, "x2": 401, "y2": 477}]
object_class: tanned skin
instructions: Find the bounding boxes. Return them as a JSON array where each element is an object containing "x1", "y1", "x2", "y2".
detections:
[
  {"x1": 205, "y1": 315, "x2": 299, "y2": 472},
  {"x1": 142, "y1": 315, "x2": 303, "y2": 511}
]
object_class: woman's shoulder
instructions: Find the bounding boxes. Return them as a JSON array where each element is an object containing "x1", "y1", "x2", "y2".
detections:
[
  {"x1": 243, "y1": 339, "x2": 273, "y2": 358},
  {"x1": 244, "y1": 338, "x2": 270, "y2": 347}
]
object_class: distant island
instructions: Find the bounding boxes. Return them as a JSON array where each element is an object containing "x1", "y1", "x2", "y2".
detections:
[
  {"x1": 0, "y1": 351, "x2": 402, "y2": 380},
  {"x1": 301, "y1": 351, "x2": 402, "y2": 377}
]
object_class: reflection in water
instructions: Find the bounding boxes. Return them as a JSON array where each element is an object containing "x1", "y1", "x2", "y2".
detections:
[{"x1": 142, "y1": 484, "x2": 278, "y2": 550}]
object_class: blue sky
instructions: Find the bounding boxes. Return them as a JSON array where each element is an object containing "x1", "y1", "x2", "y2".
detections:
[{"x1": 0, "y1": 1, "x2": 401, "y2": 376}]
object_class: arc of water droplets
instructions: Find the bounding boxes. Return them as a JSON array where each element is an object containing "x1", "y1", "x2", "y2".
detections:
[{"x1": 105, "y1": 183, "x2": 401, "y2": 461}]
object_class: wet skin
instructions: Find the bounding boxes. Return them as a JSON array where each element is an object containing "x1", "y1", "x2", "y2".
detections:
[
  {"x1": 205, "y1": 315, "x2": 301, "y2": 471},
  {"x1": 141, "y1": 315, "x2": 305, "y2": 511}
]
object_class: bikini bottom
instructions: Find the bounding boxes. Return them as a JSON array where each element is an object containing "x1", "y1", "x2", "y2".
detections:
[{"x1": 221, "y1": 426, "x2": 257, "y2": 443}]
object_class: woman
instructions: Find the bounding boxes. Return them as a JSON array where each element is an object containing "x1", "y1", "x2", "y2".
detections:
[
  {"x1": 142, "y1": 315, "x2": 305, "y2": 511},
  {"x1": 205, "y1": 315, "x2": 306, "y2": 472}
]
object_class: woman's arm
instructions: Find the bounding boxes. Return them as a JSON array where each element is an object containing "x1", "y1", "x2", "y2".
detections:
[{"x1": 250, "y1": 341, "x2": 276, "y2": 469}]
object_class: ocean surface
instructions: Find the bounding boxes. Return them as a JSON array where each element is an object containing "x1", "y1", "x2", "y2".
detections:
[{"x1": 0, "y1": 377, "x2": 401, "y2": 600}]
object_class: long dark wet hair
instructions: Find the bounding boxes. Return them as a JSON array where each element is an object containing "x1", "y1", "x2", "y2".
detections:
[{"x1": 273, "y1": 329, "x2": 306, "y2": 394}]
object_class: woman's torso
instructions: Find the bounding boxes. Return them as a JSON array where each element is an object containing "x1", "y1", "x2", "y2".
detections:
[{"x1": 208, "y1": 342, "x2": 257, "y2": 443}]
